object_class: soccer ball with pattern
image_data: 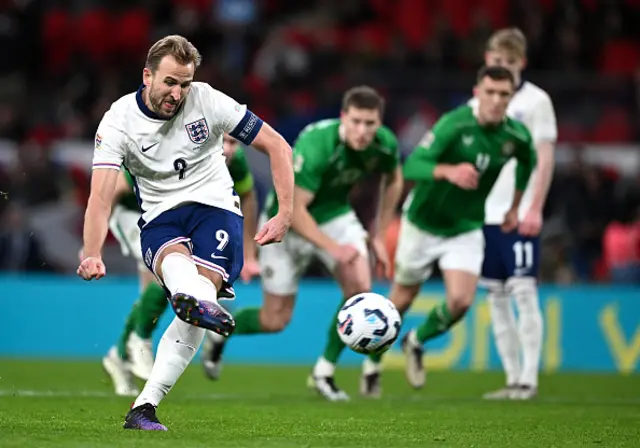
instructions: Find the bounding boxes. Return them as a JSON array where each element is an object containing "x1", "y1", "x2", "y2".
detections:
[{"x1": 337, "y1": 293, "x2": 402, "y2": 355}]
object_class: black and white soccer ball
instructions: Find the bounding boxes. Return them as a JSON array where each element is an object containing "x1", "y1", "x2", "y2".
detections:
[{"x1": 337, "y1": 293, "x2": 402, "y2": 355}]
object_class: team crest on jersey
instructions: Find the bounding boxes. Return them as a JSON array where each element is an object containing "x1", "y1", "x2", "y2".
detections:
[
  {"x1": 502, "y1": 141, "x2": 515, "y2": 156},
  {"x1": 419, "y1": 131, "x2": 435, "y2": 149},
  {"x1": 185, "y1": 118, "x2": 210, "y2": 145}
]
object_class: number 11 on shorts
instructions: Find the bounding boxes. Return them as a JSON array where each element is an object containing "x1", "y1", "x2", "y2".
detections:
[{"x1": 513, "y1": 241, "x2": 533, "y2": 268}]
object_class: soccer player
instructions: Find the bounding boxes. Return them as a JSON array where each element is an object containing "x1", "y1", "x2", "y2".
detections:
[
  {"x1": 201, "y1": 86, "x2": 404, "y2": 401},
  {"x1": 471, "y1": 28, "x2": 557, "y2": 401},
  {"x1": 77, "y1": 35, "x2": 293, "y2": 431},
  {"x1": 101, "y1": 134, "x2": 259, "y2": 396},
  {"x1": 372, "y1": 65, "x2": 537, "y2": 393}
]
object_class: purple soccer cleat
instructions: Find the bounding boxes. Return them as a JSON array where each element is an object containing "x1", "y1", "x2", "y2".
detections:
[
  {"x1": 123, "y1": 403, "x2": 168, "y2": 431},
  {"x1": 169, "y1": 292, "x2": 236, "y2": 337}
]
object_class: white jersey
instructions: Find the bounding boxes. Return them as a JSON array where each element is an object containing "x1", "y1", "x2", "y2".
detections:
[
  {"x1": 469, "y1": 81, "x2": 557, "y2": 223},
  {"x1": 92, "y1": 82, "x2": 262, "y2": 225}
]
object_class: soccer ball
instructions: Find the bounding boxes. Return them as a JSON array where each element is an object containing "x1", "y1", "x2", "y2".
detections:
[{"x1": 337, "y1": 293, "x2": 402, "y2": 355}]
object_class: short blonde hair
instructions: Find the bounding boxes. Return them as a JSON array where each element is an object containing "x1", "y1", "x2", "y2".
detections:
[
  {"x1": 486, "y1": 28, "x2": 527, "y2": 59},
  {"x1": 145, "y1": 35, "x2": 202, "y2": 72}
]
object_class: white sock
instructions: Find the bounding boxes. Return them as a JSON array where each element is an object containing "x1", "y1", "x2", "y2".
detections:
[
  {"x1": 133, "y1": 316, "x2": 205, "y2": 408},
  {"x1": 488, "y1": 286, "x2": 521, "y2": 386},
  {"x1": 362, "y1": 358, "x2": 380, "y2": 375},
  {"x1": 197, "y1": 274, "x2": 219, "y2": 304},
  {"x1": 313, "y1": 356, "x2": 335, "y2": 377},
  {"x1": 161, "y1": 252, "x2": 201, "y2": 298},
  {"x1": 509, "y1": 278, "x2": 543, "y2": 388},
  {"x1": 408, "y1": 329, "x2": 420, "y2": 347}
]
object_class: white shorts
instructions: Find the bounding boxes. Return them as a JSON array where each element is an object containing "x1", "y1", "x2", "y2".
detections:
[
  {"x1": 259, "y1": 211, "x2": 369, "y2": 295},
  {"x1": 394, "y1": 218, "x2": 485, "y2": 286},
  {"x1": 108, "y1": 205, "x2": 142, "y2": 261}
]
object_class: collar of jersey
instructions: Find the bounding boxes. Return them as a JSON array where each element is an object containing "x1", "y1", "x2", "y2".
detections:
[{"x1": 136, "y1": 84, "x2": 170, "y2": 121}]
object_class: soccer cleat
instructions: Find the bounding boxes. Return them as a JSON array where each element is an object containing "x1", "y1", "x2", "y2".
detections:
[
  {"x1": 169, "y1": 292, "x2": 235, "y2": 337},
  {"x1": 482, "y1": 384, "x2": 520, "y2": 400},
  {"x1": 202, "y1": 331, "x2": 227, "y2": 380},
  {"x1": 402, "y1": 331, "x2": 425, "y2": 389},
  {"x1": 102, "y1": 347, "x2": 140, "y2": 397},
  {"x1": 359, "y1": 372, "x2": 382, "y2": 399},
  {"x1": 126, "y1": 333, "x2": 154, "y2": 381},
  {"x1": 123, "y1": 403, "x2": 167, "y2": 431},
  {"x1": 307, "y1": 375, "x2": 350, "y2": 402},
  {"x1": 511, "y1": 384, "x2": 538, "y2": 400}
]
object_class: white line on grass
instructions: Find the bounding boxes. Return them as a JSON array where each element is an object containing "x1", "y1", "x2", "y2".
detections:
[{"x1": 1, "y1": 390, "x2": 639, "y2": 405}]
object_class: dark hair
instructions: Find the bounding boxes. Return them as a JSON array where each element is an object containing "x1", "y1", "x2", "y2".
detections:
[
  {"x1": 476, "y1": 65, "x2": 515, "y2": 86},
  {"x1": 145, "y1": 35, "x2": 202, "y2": 73},
  {"x1": 342, "y1": 86, "x2": 385, "y2": 115}
]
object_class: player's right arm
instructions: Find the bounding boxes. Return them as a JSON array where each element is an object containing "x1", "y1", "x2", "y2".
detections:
[
  {"x1": 403, "y1": 114, "x2": 478, "y2": 189},
  {"x1": 288, "y1": 132, "x2": 359, "y2": 264},
  {"x1": 78, "y1": 122, "x2": 126, "y2": 280}
]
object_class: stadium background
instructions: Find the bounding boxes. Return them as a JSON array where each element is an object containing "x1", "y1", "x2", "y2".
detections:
[{"x1": 0, "y1": 0, "x2": 639, "y2": 373}]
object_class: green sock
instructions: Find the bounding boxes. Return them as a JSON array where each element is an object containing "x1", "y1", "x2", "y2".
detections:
[
  {"x1": 133, "y1": 282, "x2": 168, "y2": 339},
  {"x1": 322, "y1": 299, "x2": 348, "y2": 364},
  {"x1": 233, "y1": 307, "x2": 263, "y2": 335},
  {"x1": 415, "y1": 301, "x2": 459, "y2": 343},
  {"x1": 116, "y1": 302, "x2": 139, "y2": 359}
]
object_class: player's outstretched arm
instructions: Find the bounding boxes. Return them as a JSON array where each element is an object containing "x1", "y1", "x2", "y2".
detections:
[
  {"x1": 291, "y1": 187, "x2": 359, "y2": 265},
  {"x1": 78, "y1": 168, "x2": 119, "y2": 280},
  {"x1": 251, "y1": 123, "x2": 294, "y2": 244},
  {"x1": 371, "y1": 166, "x2": 403, "y2": 278}
]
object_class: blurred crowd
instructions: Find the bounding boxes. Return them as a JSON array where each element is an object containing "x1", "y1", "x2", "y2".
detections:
[{"x1": 0, "y1": 0, "x2": 639, "y2": 283}]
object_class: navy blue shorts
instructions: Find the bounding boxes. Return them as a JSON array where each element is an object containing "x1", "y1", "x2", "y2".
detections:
[
  {"x1": 140, "y1": 203, "x2": 244, "y2": 293},
  {"x1": 481, "y1": 225, "x2": 540, "y2": 282}
]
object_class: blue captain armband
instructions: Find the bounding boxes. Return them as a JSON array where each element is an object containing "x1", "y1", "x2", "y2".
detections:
[{"x1": 229, "y1": 110, "x2": 263, "y2": 145}]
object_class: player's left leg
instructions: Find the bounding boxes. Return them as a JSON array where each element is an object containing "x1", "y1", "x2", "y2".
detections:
[
  {"x1": 508, "y1": 234, "x2": 543, "y2": 400},
  {"x1": 125, "y1": 204, "x2": 240, "y2": 431},
  {"x1": 480, "y1": 225, "x2": 522, "y2": 400},
  {"x1": 309, "y1": 212, "x2": 371, "y2": 401},
  {"x1": 401, "y1": 229, "x2": 484, "y2": 387}
]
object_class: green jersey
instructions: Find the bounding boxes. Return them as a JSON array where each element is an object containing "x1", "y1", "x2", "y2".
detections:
[
  {"x1": 118, "y1": 148, "x2": 254, "y2": 212},
  {"x1": 403, "y1": 105, "x2": 536, "y2": 237},
  {"x1": 265, "y1": 118, "x2": 400, "y2": 225}
]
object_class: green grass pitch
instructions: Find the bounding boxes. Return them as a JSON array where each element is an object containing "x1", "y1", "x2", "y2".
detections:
[{"x1": 0, "y1": 360, "x2": 638, "y2": 447}]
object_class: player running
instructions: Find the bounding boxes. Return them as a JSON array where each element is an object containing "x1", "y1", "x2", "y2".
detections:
[
  {"x1": 102, "y1": 134, "x2": 259, "y2": 396},
  {"x1": 77, "y1": 35, "x2": 293, "y2": 431},
  {"x1": 201, "y1": 86, "x2": 404, "y2": 401},
  {"x1": 471, "y1": 28, "x2": 557, "y2": 401},
  {"x1": 371, "y1": 65, "x2": 537, "y2": 393}
]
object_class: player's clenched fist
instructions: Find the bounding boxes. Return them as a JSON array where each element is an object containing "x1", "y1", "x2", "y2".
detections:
[
  {"x1": 254, "y1": 212, "x2": 291, "y2": 245},
  {"x1": 445, "y1": 163, "x2": 479, "y2": 190},
  {"x1": 77, "y1": 256, "x2": 106, "y2": 281}
]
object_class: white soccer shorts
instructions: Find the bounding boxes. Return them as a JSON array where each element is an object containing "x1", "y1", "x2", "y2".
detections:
[
  {"x1": 394, "y1": 217, "x2": 485, "y2": 286},
  {"x1": 259, "y1": 211, "x2": 369, "y2": 295}
]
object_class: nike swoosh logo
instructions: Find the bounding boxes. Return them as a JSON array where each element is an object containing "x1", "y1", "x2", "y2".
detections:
[
  {"x1": 141, "y1": 142, "x2": 159, "y2": 153},
  {"x1": 210, "y1": 254, "x2": 228, "y2": 260}
]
